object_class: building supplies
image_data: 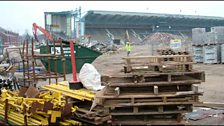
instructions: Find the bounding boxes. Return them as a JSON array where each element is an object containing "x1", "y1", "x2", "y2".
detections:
[
  {"x1": 93, "y1": 54, "x2": 205, "y2": 125},
  {"x1": 0, "y1": 85, "x2": 85, "y2": 126},
  {"x1": 41, "y1": 81, "x2": 110, "y2": 125}
]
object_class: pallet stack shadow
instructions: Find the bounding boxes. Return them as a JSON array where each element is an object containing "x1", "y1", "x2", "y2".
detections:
[{"x1": 95, "y1": 53, "x2": 205, "y2": 125}]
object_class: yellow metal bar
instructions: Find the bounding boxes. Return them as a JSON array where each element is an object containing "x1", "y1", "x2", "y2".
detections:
[
  {"x1": 1, "y1": 88, "x2": 11, "y2": 98},
  {"x1": 0, "y1": 110, "x2": 42, "y2": 125},
  {"x1": 8, "y1": 102, "x2": 23, "y2": 110},
  {"x1": 32, "y1": 114, "x2": 49, "y2": 125},
  {"x1": 42, "y1": 86, "x2": 85, "y2": 101},
  {"x1": 28, "y1": 117, "x2": 43, "y2": 125},
  {"x1": 7, "y1": 90, "x2": 19, "y2": 97},
  {"x1": 7, "y1": 118, "x2": 23, "y2": 125},
  {"x1": 47, "y1": 110, "x2": 61, "y2": 123},
  {"x1": 42, "y1": 84, "x2": 95, "y2": 101},
  {"x1": 59, "y1": 121, "x2": 71, "y2": 125},
  {"x1": 0, "y1": 104, "x2": 42, "y2": 125},
  {"x1": 35, "y1": 111, "x2": 50, "y2": 117},
  {"x1": 39, "y1": 91, "x2": 51, "y2": 97},
  {"x1": 0, "y1": 114, "x2": 23, "y2": 125},
  {"x1": 65, "y1": 119, "x2": 82, "y2": 125},
  {"x1": 0, "y1": 82, "x2": 86, "y2": 125},
  {"x1": 23, "y1": 98, "x2": 46, "y2": 101}
]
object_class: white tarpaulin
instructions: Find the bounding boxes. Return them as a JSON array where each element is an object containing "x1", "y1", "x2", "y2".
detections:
[{"x1": 79, "y1": 63, "x2": 104, "y2": 91}]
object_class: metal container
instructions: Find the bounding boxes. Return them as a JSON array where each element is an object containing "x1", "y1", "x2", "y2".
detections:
[
  {"x1": 221, "y1": 44, "x2": 224, "y2": 63},
  {"x1": 40, "y1": 44, "x2": 102, "y2": 74},
  {"x1": 192, "y1": 45, "x2": 203, "y2": 63},
  {"x1": 203, "y1": 44, "x2": 221, "y2": 64}
]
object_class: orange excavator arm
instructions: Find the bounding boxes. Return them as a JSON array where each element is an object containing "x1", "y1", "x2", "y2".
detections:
[
  {"x1": 32, "y1": 23, "x2": 54, "y2": 42},
  {"x1": 32, "y1": 22, "x2": 91, "y2": 45}
]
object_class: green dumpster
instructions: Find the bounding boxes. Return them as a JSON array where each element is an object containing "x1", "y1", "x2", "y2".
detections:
[{"x1": 40, "y1": 44, "x2": 102, "y2": 74}]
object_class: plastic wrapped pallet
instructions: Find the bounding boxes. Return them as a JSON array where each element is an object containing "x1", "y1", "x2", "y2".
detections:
[{"x1": 192, "y1": 28, "x2": 206, "y2": 45}]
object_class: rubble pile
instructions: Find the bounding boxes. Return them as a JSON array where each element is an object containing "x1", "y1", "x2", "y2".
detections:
[
  {"x1": 142, "y1": 32, "x2": 191, "y2": 46},
  {"x1": 142, "y1": 32, "x2": 181, "y2": 44}
]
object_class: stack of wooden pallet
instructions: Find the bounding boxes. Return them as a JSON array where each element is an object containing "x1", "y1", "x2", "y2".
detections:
[
  {"x1": 157, "y1": 48, "x2": 189, "y2": 55},
  {"x1": 94, "y1": 54, "x2": 205, "y2": 125},
  {"x1": 123, "y1": 55, "x2": 193, "y2": 73}
]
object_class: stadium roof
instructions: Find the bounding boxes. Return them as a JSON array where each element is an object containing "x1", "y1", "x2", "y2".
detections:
[
  {"x1": 44, "y1": 11, "x2": 79, "y2": 16},
  {"x1": 84, "y1": 10, "x2": 224, "y2": 20},
  {"x1": 82, "y1": 10, "x2": 224, "y2": 27}
]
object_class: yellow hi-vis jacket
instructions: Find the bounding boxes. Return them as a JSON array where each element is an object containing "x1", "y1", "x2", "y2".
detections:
[{"x1": 124, "y1": 43, "x2": 133, "y2": 52}]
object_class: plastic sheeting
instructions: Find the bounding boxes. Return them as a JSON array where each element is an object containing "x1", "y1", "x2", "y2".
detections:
[{"x1": 79, "y1": 63, "x2": 104, "y2": 91}]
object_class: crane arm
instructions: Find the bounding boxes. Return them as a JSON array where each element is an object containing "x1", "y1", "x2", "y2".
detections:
[
  {"x1": 32, "y1": 22, "x2": 91, "y2": 45},
  {"x1": 32, "y1": 23, "x2": 54, "y2": 42}
]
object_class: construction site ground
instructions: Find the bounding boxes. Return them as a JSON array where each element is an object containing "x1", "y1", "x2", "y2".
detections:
[{"x1": 18, "y1": 44, "x2": 224, "y2": 125}]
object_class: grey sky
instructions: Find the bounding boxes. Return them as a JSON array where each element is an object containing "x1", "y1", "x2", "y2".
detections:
[{"x1": 1, "y1": 1, "x2": 224, "y2": 35}]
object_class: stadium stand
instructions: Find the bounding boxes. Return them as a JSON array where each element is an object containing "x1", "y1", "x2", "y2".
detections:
[{"x1": 82, "y1": 10, "x2": 224, "y2": 45}]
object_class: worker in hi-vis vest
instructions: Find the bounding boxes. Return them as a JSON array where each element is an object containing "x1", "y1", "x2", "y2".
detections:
[{"x1": 124, "y1": 42, "x2": 133, "y2": 56}]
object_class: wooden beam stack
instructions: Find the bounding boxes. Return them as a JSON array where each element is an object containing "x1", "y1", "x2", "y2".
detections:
[{"x1": 94, "y1": 54, "x2": 205, "y2": 125}]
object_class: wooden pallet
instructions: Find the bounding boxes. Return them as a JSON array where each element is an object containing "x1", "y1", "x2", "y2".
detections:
[
  {"x1": 108, "y1": 104, "x2": 193, "y2": 115},
  {"x1": 110, "y1": 120, "x2": 186, "y2": 125},
  {"x1": 104, "y1": 84, "x2": 200, "y2": 95},
  {"x1": 123, "y1": 55, "x2": 193, "y2": 64},
  {"x1": 96, "y1": 92, "x2": 201, "y2": 107},
  {"x1": 101, "y1": 71, "x2": 205, "y2": 86},
  {"x1": 124, "y1": 61, "x2": 193, "y2": 73},
  {"x1": 123, "y1": 55, "x2": 193, "y2": 73},
  {"x1": 73, "y1": 108, "x2": 111, "y2": 125},
  {"x1": 110, "y1": 113, "x2": 185, "y2": 125},
  {"x1": 157, "y1": 48, "x2": 189, "y2": 55}
]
